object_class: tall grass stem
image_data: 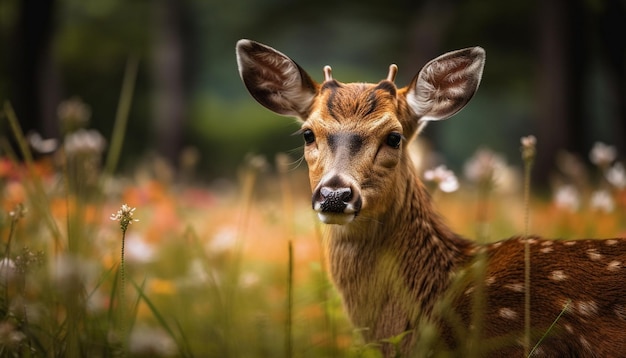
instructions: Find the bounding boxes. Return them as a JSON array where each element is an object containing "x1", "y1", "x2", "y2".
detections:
[
  {"x1": 521, "y1": 135, "x2": 536, "y2": 356},
  {"x1": 286, "y1": 240, "x2": 294, "y2": 358},
  {"x1": 277, "y1": 154, "x2": 295, "y2": 358},
  {"x1": 104, "y1": 55, "x2": 139, "y2": 177},
  {"x1": 120, "y1": 230, "x2": 127, "y2": 354},
  {"x1": 3, "y1": 102, "x2": 63, "y2": 250},
  {"x1": 528, "y1": 300, "x2": 571, "y2": 357}
]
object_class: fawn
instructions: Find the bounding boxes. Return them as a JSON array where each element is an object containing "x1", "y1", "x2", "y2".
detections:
[{"x1": 236, "y1": 39, "x2": 626, "y2": 357}]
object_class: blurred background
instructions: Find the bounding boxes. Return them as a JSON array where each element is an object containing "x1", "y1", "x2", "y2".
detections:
[{"x1": 1, "y1": 0, "x2": 625, "y2": 185}]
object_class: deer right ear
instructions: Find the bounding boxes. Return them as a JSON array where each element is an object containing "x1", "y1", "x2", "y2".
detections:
[{"x1": 236, "y1": 39, "x2": 319, "y2": 120}]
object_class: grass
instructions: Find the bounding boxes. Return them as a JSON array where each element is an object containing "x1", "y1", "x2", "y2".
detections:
[
  {"x1": 2, "y1": 95, "x2": 626, "y2": 357},
  {"x1": 0, "y1": 97, "x2": 356, "y2": 356}
]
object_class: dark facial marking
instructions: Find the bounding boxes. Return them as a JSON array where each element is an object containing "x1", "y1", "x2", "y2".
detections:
[
  {"x1": 364, "y1": 91, "x2": 378, "y2": 118},
  {"x1": 327, "y1": 133, "x2": 364, "y2": 156},
  {"x1": 322, "y1": 81, "x2": 341, "y2": 121},
  {"x1": 373, "y1": 80, "x2": 397, "y2": 97},
  {"x1": 348, "y1": 134, "x2": 363, "y2": 155}
]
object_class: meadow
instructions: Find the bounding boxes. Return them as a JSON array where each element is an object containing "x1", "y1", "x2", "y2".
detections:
[{"x1": 1, "y1": 97, "x2": 626, "y2": 357}]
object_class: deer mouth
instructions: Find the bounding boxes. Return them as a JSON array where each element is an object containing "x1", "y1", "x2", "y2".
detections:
[{"x1": 316, "y1": 211, "x2": 357, "y2": 225}]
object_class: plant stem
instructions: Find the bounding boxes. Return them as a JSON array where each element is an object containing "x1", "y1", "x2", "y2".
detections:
[
  {"x1": 528, "y1": 300, "x2": 571, "y2": 357},
  {"x1": 286, "y1": 240, "x2": 294, "y2": 358},
  {"x1": 120, "y1": 229, "x2": 127, "y2": 354},
  {"x1": 523, "y1": 188, "x2": 531, "y2": 355},
  {"x1": 522, "y1": 139, "x2": 535, "y2": 357},
  {"x1": 104, "y1": 55, "x2": 139, "y2": 177},
  {"x1": 3, "y1": 102, "x2": 63, "y2": 250}
]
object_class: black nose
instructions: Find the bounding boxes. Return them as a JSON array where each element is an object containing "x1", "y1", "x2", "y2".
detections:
[{"x1": 319, "y1": 187, "x2": 352, "y2": 213}]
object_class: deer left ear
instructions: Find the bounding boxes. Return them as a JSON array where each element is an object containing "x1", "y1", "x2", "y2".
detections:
[
  {"x1": 405, "y1": 47, "x2": 485, "y2": 125},
  {"x1": 236, "y1": 39, "x2": 319, "y2": 120}
]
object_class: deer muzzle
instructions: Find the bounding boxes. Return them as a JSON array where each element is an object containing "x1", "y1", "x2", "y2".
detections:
[{"x1": 312, "y1": 175, "x2": 362, "y2": 225}]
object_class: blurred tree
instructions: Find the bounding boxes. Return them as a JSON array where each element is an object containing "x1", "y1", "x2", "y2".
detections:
[
  {"x1": 536, "y1": 0, "x2": 626, "y2": 183},
  {"x1": 535, "y1": 0, "x2": 581, "y2": 182},
  {"x1": 9, "y1": 0, "x2": 60, "y2": 139},
  {"x1": 152, "y1": 0, "x2": 193, "y2": 166},
  {"x1": 597, "y1": 0, "x2": 626, "y2": 154}
]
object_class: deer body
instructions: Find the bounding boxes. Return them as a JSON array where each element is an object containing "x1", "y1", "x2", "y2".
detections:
[{"x1": 236, "y1": 39, "x2": 626, "y2": 356}]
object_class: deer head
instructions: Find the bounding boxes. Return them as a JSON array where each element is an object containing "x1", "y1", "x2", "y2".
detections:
[{"x1": 236, "y1": 39, "x2": 485, "y2": 225}]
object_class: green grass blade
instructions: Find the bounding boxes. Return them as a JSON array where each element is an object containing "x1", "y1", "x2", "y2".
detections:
[
  {"x1": 2, "y1": 102, "x2": 64, "y2": 248},
  {"x1": 104, "y1": 55, "x2": 139, "y2": 177},
  {"x1": 286, "y1": 239, "x2": 294, "y2": 358},
  {"x1": 127, "y1": 276, "x2": 146, "y2": 337},
  {"x1": 528, "y1": 299, "x2": 571, "y2": 357},
  {"x1": 129, "y1": 278, "x2": 193, "y2": 358}
]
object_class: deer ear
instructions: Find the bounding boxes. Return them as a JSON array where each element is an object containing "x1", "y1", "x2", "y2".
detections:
[
  {"x1": 405, "y1": 47, "x2": 485, "y2": 124},
  {"x1": 236, "y1": 39, "x2": 319, "y2": 119}
]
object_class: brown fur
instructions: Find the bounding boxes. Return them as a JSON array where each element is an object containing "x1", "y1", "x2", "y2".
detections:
[{"x1": 236, "y1": 39, "x2": 626, "y2": 357}]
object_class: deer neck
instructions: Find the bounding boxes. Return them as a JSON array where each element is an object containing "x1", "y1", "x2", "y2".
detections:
[{"x1": 324, "y1": 160, "x2": 475, "y2": 329}]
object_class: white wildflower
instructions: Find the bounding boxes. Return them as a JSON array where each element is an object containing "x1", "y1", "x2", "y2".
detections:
[
  {"x1": 464, "y1": 148, "x2": 506, "y2": 185},
  {"x1": 424, "y1": 165, "x2": 459, "y2": 193},
  {"x1": 606, "y1": 162, "x2": 626, "y2": 190},
  {"x1": 124, "y1": 232, "x2": 156, "y2": 264},
  {"x1": 86, "y1": 289, "x2": 107, "y2": 314},
  {"x1": 590, "y1": 190, "x2": 615, "y2": 213},
  {"x1": 110, "y1": 204, "x2": 139, "y2": 232},
  {"x1": 0, "y1": 258, "x2": 16, "y2": 281},
  {"x1": 8, "y1": 203, "x2": 27, "y2": 220},
  {"x1": 57, "y1": 97, "x2": 91, "y2": 128},
  {"x1": 239, "y1": 272, "x2": 260, "y2": 289},
  {"x1": 208, "y1": 227, "x2": 238, "y2": 254},
  {"x1": 589, "y1": 142, "x2": 616, "y2": 167},
  {"x1": 184, "y1": 259, "x2": 210, "y2": 285},
  {"x1": 128, "y1": 325, "x2": 176, "y2": 356},
  {"x1": 28, "y1": 132, "x2": 58, "y2": 154},
  {"x1": 520, "y1": 135, "x2": 537, "y2": 162},
  {"x1": 0, "y1": 321, "x2": 26, "y2": 349},
  {"x1": 51, "y1": 254, "x2": 98, "y2": 294},
  {"x1": 64, "y1": 129, "x2": 106, "y2": 155},
  {"x1": 520, "y1": 135, "x2": 537, "y2": 149},
  {"x1": 553, "y1": 185, "x2": 580, "y2": 212}
]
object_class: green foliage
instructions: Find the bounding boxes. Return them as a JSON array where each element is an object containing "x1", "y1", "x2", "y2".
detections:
[{"x1": 189, "y1": 95, "x2": 303, "y2": 177}]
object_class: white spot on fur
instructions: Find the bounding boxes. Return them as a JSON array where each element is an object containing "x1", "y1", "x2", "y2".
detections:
[
  {"x1": 550, "y1": 270, "x2": 568, "y2": 281},
  {"x1": 520, "y1": 237, "x2": 537, "y2": 244},
  {"x1": 490, "y1": 241, "x2": 503, "y2": 249},
  {"x1": 606, "y1": 239, "x2": 618, "y2": 246},
  {"x1": 485, "y1": 276, "x2": 496, "y2": 286},
  {"x1": 607, "y1": 260, "x2": 622, "y2": 271},
  {"x1": 498, "y1": 307, "x2": 517, "y2": 320},
  {"x1": 579, "y1": 336, "x2": 592, "y2": 351},
  {"x1": 564, "y1": 324, "x2": 574, "y2": 334},
  {"x1": 575, "y1": 301, "x2": 598, "y2": 317},
  {"x1": 541, "y1": 241, "x2": 554, "y2": 246},
  {"x1": 504, "y1": 283, "x2": 524, "y2": 292},
  {"x1": 586, "y1": 248, "x2": 602, "y2": 261},
  {"x1": 540, "y1": 246, "x2": 554, "y2": 254},
  {"x1": 563, "y1": 241, "x2": 577, "y2": 246},
  {"x1": 465, "y1": 286, "x2": 475, "y2": 295}
]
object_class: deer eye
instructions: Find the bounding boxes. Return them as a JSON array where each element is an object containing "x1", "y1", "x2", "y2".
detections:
[
  {"x1": 386, "y1": 132, "x2": 403, "y2": 149},
  {"x1": 302, "y1": 129, "x2": 316, "y2": 145}
]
